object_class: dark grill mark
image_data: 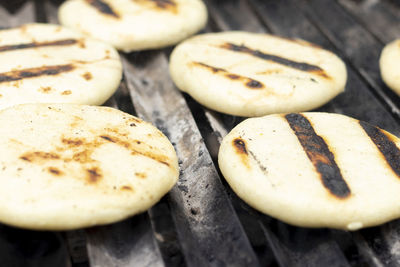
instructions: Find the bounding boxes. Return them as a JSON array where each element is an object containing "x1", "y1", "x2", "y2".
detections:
[
  {"x1": 233, "y1": 138, "x2": 248, "y2": 155},
  {"x1": 121, "y1": 185, "x2": 133, "y2": 191},
  {"x1": 87, "y1": 167, "x2": 102, "y2": 183},
  {"x1": 233, "y1": 137, "x2": 250, "y2": 169},
  {"x1": 62, "y1": 138, "x2": 83, "y2": 147},
  {"x1": 39, "y1": 87, "x2": 52, "y2": 93},
  {"x1": 0, "y1": 64, "x2": 75, "y2": 84},
  {"x1": 20, "y1": 152, "x2": 60, "y2": 162},
  {"x1": 195, "y1": 62, "x2": 224, "y2": 73},
  {"x1": 98, "y1": 134, "x2": 170, "y2": 167},
  {"x1": 100, "y1": 135, "x2": 115, "y2": 142},
  {"x1": 134, "y1": 0, "x2": 177, "y2": 12},
  {"x1": 285, "y1": 113, "x2": 350, "y2": 198},
  {"x1": 249, "y1": 150, "x2": 268, "y2": 175},
  {"x1": 220, "y1": 43, "x2": 330, "y2": 79},
  {"x1": 226, "y1": 74, "x2": 240, "y2": 79},
  {"x1": 151, "y1": 0, "x2": 176, "y2": 8},
  {"x1": 48, "y1": 167, "x2": 63, "y2": 176},
  {"x1": 135, "y1": 172, "x2": 147, "y2": 179},
  {"x1": 246, "y1": 80, "x2": 263, "y2": 88},
  {"x1": 86, "y1": 0, "x2": 119, "y2": 18},
  {"x1": 193, "y1": 62, "x2": 265, "y2": 89},
  {"x1": 0, "y1": 39, "x2": 77, "y2": 53},
  {"x1": 62, "y1": 90, "x2": 72, "y2": 95},
  {"x1": 82, "y1": 72, "x2": 93, "y2": 80},
  {"x1": 359, "y1": 121, "x2": 400, "y2": 178}
]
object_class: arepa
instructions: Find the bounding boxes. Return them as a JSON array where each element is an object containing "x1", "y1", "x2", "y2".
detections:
[
  {"x1": 218, "y1": 112, "x2": 400, "y2": 230},
  {"x1": 169, "y1": 31, "x2": 347, "y2": 117},
  {"x1": 0, "y1": 23, "x2": 122, "y2": 110},
  {"x1": 58, "y1": 0, "x2": 208, "y2": 52},
  {"x1": 0, "y1": 104, "x2": 178, "y2": 230},
  {"x1": 380, "y1": 39, "x2": 400, "y2": 96}
]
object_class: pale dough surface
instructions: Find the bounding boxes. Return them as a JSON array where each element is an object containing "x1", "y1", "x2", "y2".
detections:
[
  {"x1": 59, "y1": 0, "x2": 208, "y2": 52},
  {"x1": 0, "y1": 23, "x2": 122, "y2": 110},
  {"x1": 170, "y1": 32, "x2": 347, "y2": 117},
  {"x1": 219, "y1": 112, "x2": 400, "y2": 230},
  {"x1": 0, "y1": 104, "x2": 179, "y2": 230},
  {"x1": 380, "y1": 39, "x2": 400, "y2": 96}
]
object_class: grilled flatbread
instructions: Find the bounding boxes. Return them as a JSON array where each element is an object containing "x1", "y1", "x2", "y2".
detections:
[
  {"x1": 218, "y1": 112, "x2": 400, "y2": 230},
  {"x1": 0, "y1": 104, "x2": 178, "y2": 230},
  {"x1": 169, "y1": 31, "x2": 347, "y2": 117},
  {"x1": 58, "y1": 0, "x2": 208, "y2": 52},
  {"x1": 0, "y1": 23, "x2": 122, "y2": 110},
  {"x1": 380, "y1": 39, "x2": 400, "y2": 96}
]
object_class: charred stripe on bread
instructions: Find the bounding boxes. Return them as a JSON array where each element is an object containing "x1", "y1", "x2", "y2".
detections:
[
  {"x1": 359, "y1": 121, "x2": 400, "y2": 178},
  {"x1": 86, "y1": 0, "x2": 120, "y2": 18},
  {"x1": 132, "y1": 0, "x2": 178, "y2": 13},
  {"x1": 0, "y1": 64, "x2": 75, "y2": 84},
  {"x1": 232, "y1": 137, "x2": 268, "y2": 174},
  {"x1": 0, "y1": 39, "x2": 78, "y2": 53},
  {"x1": 220, "y1": 43, "x2": 330, "y2": 79},
  {"x1": 150, "y1": 0, "x2": 176, "y2": 8},
  {"x1": 192, "y1": 62, "x2": 264, "y2": 89},
  {"x1": 285, "y1": 113, "x2": 351, "y2": 198},
  {"x1": 232, "y1": 137, "x2": 250, "y2": 169}
]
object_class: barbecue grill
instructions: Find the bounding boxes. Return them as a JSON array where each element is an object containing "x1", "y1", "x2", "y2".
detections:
[{"x1": 1, "y1": 0, "x2": 400, "y2": 266}]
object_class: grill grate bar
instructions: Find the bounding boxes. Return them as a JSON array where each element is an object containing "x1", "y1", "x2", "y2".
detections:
[
  {"x1": 206, "y1": 0, "x2": 264, "y2": 33},
  {"x1": 184, "y1": 94, "x2": 280, "y2": 266},
  {"x1": 337, "y1": 0, "x2": 400, "y2": 44},
  {"x1": 121, "y1": 50, "x2": 260, "y2": 266},
  {"x1": 350, "y1": 232, "x2": 385, "y2": 267},
  {"x1": 357, "y1": 225, "x2": 400, "y2": 266},
  {"x1": 7, "y1": 1, "x2": 35, "y2": 27},
  {"x1": 86, "y1": 214, "x2": 165, "y2": 267},
  {"x1": 148, "y1": 198, "x2": 185, "y2": 267},
  {"x1": 299, "y1": 0, "x2": 400, "y2": 121},
  {"x1": 260, "y1": 221, "x2": 351, "y2": 267},
  {"x1": 0, "y1": 224, "x2": 70, "y2": 267},
  {"x1": 63, "y1": 230, "x2": 89, "y2": 265},
  {"x1": 380, "y1": 221, "x2": 400, "y2": 265},
  {"x1": 0, "y1": 6, "x2": 12, "y2": 27},
  {"x1": 44, "y1": 0, "x2": 59, "y2": 24}
]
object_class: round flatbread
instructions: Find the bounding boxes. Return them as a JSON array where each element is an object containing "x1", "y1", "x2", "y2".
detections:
[
  {"x1": 58, "y1": 0, "x2": 208, "y2": 52},
  {"x1": 169, "y1": 31, "x2": 347, "y2": 117},
  {"x1": 218, "y1": 112, "x2": 400, "y2": 230},
  {"x1": 0, "y1": 103, "x2": 178, "y2": 230},
  {"x1": 0, "y1": 23, "x2": 122, "y2": 110},
  {"x1": 380, "y1": 39, "x2": 400, "y2": 96}
]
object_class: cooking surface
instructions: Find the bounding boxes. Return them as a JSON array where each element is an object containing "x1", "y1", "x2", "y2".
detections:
[{"x1": 0, "y1": 0, "x2": 400, "y2": 266}]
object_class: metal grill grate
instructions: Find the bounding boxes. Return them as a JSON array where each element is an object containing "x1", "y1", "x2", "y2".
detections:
[{"x1": 0, "y1": 0, "x2": 400, "y2": 266}]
